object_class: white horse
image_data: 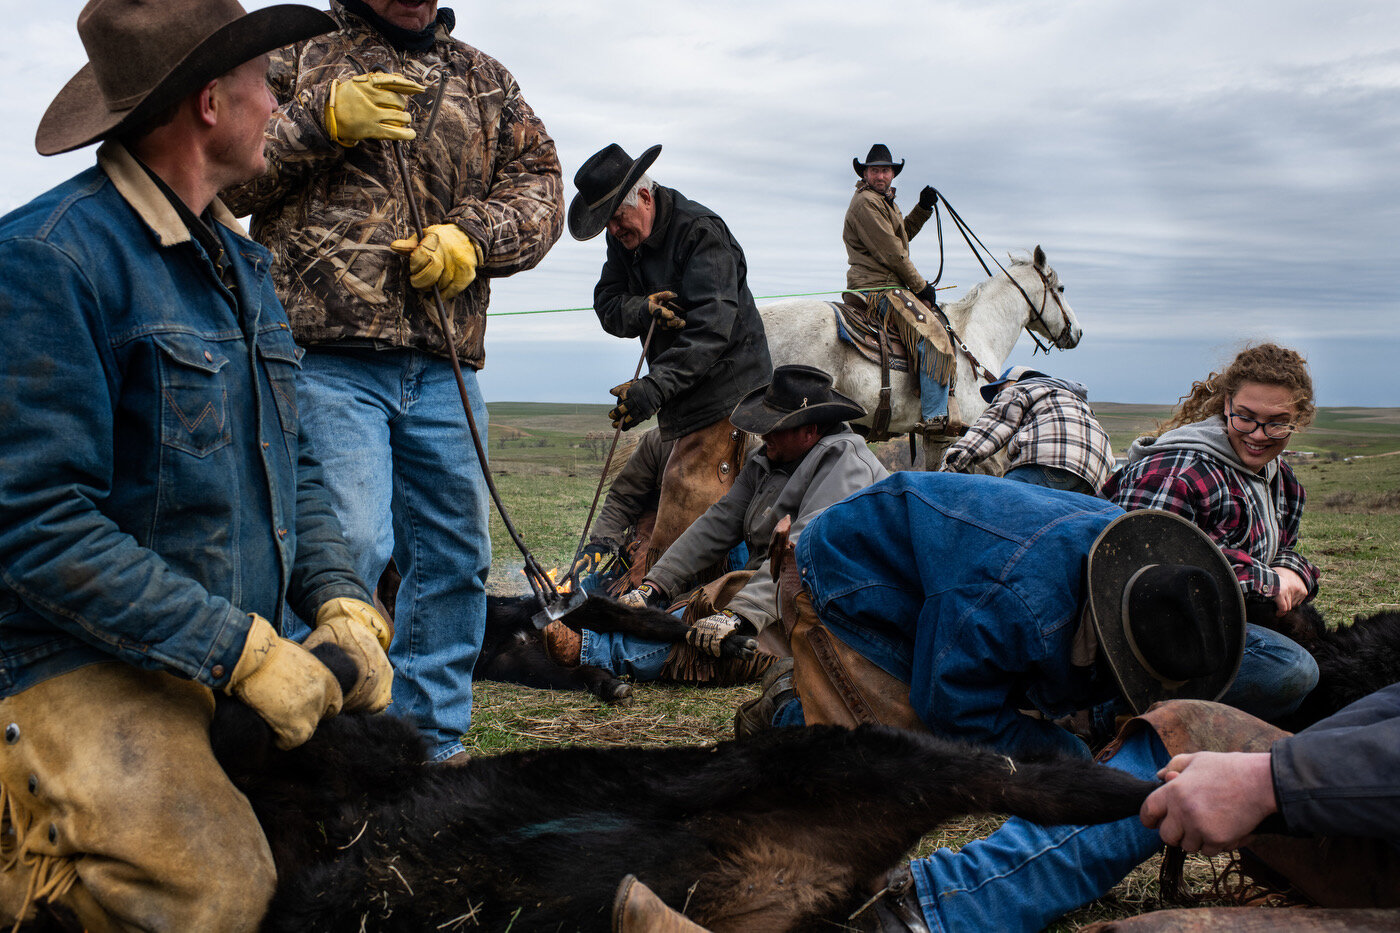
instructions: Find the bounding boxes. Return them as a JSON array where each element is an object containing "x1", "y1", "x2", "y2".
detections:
[{"x1": 759, "y1": 246, "x2": 1081, "y2": 441}]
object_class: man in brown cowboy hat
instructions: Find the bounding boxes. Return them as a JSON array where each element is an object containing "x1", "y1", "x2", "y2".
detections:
[
  {"x1": 541, "y1": 365, "x2": 886, "y2": 687},
  {"x1": 569, "y1": 143, "x2": 773, "y2": 584},
  {"x1": 223, "y1": 0, "x2": 564, "y2": 765},
  {"x1": 0, "y1": 1, "x2": 395, "y2": 928},
  {"x1": 844, "y1": 143, "x2": 960, "y2": 459}
]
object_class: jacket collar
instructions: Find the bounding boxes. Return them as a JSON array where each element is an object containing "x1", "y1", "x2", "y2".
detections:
[
  {"x1": 97, "y1": 141, "x2": 248, "y2": 247},
  {"x1": 638, "y1": 185, "x2": 674, "y2": 250},
  {"x1": 855, "y1": 180, "x2": 897, "y2": 204}
]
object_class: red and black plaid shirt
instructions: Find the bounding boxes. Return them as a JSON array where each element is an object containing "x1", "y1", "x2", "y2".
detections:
[{"x1": 1103, "y1": 448, "x2": 1319, "y2": 599}]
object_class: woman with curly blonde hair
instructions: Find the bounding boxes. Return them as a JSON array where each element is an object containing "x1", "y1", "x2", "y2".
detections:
[{"x1": 1103, "y1": 343, "x2": 1320, "y2": 722}]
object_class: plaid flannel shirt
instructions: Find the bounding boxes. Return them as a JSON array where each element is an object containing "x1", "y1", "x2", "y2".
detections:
[
  {"x1": 1103, "y1": 448, "x2": 1319, "y2": 599},
  {"x1": 944, "y1": 381, "x2": 1114, "y2": 491}
]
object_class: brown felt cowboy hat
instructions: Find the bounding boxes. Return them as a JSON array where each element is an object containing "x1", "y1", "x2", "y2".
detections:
[
  {"x1": 1086, "y1": 510, "x2": 1245, "y2": 714},
  {"x1": 852, "y1": 143, "x2": 904, "y2": 177},
  {"x1": 569, "y1": 143, "x2": 663, "y2": 241},
  {"x1": 36, "y1": 0, "x2": 334, "y2": 156},
  {"x1": 730, "y1": 365, "x2": 867, "y2": 435}
]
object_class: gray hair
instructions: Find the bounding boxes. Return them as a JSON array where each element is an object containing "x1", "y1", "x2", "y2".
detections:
[{"x1": 620, "y1": 174, "x2": 655, "y2": 209}]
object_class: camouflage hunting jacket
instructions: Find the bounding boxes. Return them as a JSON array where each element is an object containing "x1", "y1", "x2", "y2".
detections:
[
  {"x1": 843, "y1": 182, "x2": 933, "y2": 293},
  {"x1": 223, "y1": 2, "x2": 564, "y2": 367}
]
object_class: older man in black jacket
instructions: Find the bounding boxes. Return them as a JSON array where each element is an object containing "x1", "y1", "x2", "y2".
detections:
[{"x1": 571, "y1": 144, "x2": 772, "y2": 576}]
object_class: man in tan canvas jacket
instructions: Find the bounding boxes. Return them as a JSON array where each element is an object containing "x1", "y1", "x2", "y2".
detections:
[
  {"x1": 843, "y1": 143, "x2": 959, "y2": 462},
  {"x1": 225, "y1": 0, "x2": 564, "y2": 764}
]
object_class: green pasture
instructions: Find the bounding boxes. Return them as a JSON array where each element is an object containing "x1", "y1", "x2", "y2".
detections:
[{"x1": 473, "y1": 402, "x2": 1400, "y2": 928}]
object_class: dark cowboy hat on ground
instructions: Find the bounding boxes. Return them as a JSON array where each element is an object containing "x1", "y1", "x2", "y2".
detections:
[
  {"x1": 980, "y1": 365, "x2": 1047, "y2": 403},
  {"x1": 852, "y1": 143, "x2": 905, "y2": 178},
  {"x1": 37, "y1": 0, "x2": 333, "y2": 156},
  {"x1": 569, "y1": 143, "x2": 663, "y2": 241},
  {"x1": 730, "y1": 365, "x2": 867, "y2": 435},
  {"x1": 1086, "y1": 510, "x2": 1246, "y2": 715}
]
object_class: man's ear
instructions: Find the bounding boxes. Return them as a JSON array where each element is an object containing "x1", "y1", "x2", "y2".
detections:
[{"x1": 194, "y1": 79, "x2": 220, "y2": 128}]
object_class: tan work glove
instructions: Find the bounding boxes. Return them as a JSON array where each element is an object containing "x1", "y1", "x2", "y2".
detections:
[
  {"x1": 390, "y1": 224, "x2": 481, "y2": 300},
  {"x1": 686, "y1": 610, "x2": 741, "y2": 656},
  {"x1": 619, "y1": 582, "x2": 664, "y2": 609},
  {"x1": 646, "y1": 290, "x2": 685, "y2": 329},
  {"x1": 303, "y1": 597, "x2": 394, "y2": 712},
  {"x1": 323, "y1": 73, "x2": 427, "y2": 146},
  {"x1": 226, "y1": 615, "x2": 343, "y2": 750}
]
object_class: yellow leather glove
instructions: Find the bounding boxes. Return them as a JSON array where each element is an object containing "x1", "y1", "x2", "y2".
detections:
[
  {"x1": 389, "y1": 224, "x2": 481, "y2": 299},
  {"x1": 226, "y1": 615, "x2": 343, "y2": 750},
  {"x1": 323, "y1": 73, "x2": 427, "y2": 147},
  {"x1": 303, "y1": 597, "x2": 394, "y2": 713},
  {"x1": 646, "y1": 290, "x2": 685, "y2": 329}
]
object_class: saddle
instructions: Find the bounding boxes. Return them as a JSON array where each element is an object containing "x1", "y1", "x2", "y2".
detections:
[{"x1": 831, "y1": 289, "x2": 956, "y2": 441}]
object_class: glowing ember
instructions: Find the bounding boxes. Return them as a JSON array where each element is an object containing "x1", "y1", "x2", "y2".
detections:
[{"x1": 522, "y1": 566, "x2": 574, "y2": 594}]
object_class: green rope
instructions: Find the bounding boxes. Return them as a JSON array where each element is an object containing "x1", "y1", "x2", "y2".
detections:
[{"x1": 485, "y1": 284, "x2": 954, "y2": 317}]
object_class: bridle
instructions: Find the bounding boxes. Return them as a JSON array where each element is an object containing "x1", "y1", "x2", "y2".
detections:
[{"x1": 927, "y1": 193, "x2": 1074, "y2": 354}]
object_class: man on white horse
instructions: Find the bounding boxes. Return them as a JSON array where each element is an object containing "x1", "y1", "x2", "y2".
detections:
[
  {"x1": 843, "y1": 143, "x2": 958, "y2": 460},
  {"x1": 570, "y1": 143, "x2": 772, "y2": 580}
]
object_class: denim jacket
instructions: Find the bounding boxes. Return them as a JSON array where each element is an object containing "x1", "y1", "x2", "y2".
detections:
[
  {"x1": 0, "y1": 143, "x2": 367, "y2": 697},
  {"x1": 796, "y1": 472, "x2": 1124, "y2": 758}
]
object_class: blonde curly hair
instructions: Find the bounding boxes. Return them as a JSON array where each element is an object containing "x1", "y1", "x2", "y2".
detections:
[{"x1": 1155, "y1": 343, "x2": 1315, "y2": 436}]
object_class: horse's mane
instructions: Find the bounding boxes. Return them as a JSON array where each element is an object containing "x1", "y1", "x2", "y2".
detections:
[{"x1": 945, "y1": 255, "x2": 1032, "y2": 317}]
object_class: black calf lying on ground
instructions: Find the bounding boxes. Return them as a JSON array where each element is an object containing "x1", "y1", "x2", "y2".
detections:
[
  {"x1": 211, "y1": 646, "x2": 1154, "y2": 933},
  {"x1": 478, "y1": 593, "x2": 759, "y2": 702},
  {"x1": 1268, "y1": 607, "x2": 1400, "y2": 732}
]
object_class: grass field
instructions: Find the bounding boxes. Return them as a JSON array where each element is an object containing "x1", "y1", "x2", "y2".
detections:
[{"x1": 470, "y1": 402, "x2": 1400, "y2": 929}]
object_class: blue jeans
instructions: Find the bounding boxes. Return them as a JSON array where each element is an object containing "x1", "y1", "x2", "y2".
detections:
[
  {"x1": 918, "y1": 338, "x2": 950, "y2": 421},
  {"x1": 580, "y1": 543, "x2": 750, "y2": 681},
  {"x1": 1005, "y1": 464, "x2": 1097, "y2": 497},
  {"x1": 912, "y1": 728, "x2": 1168, "y2": 932},
  {"x1": 297, "y1": 348, "x2": 489, "y2": 761}
]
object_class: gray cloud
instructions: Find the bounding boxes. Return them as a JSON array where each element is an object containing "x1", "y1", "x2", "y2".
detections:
[{"x1": 8, "y1": 0, "x2": 1397, "y2": 407}]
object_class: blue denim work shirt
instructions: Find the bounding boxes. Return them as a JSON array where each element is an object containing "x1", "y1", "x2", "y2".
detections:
[
  {"x1": 0, "y1": 143, "x2": 367, "y2": 697},
  {"x1": 796, "y1": 472, "x2": 1125, "y2": 758}
]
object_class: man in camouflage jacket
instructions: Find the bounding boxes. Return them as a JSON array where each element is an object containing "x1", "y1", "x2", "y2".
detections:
[{"x1": 225, "y1": 0, "x2": 564, "y2": 763}]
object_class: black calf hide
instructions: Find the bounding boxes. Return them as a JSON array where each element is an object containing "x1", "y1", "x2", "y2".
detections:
[{"x1": 209, "y1": 651, "x2": 1154, "y2": 933}]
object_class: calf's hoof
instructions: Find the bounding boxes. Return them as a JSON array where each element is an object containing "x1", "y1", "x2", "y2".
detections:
[{"x1": 720, "y1": 634, "x2": 758, "y2": 659}]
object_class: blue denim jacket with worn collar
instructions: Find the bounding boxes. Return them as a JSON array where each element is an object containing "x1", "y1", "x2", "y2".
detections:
[
  {"x1": 0, "y1": 143, "x2": 367, "y2": 697},
  {"x1": 796, "y1": 472, "x2": 1125, "y2": 758}
]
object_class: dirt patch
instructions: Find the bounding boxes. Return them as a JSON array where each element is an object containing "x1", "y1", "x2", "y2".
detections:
[{"x1": 1318, "y1": 489, "x2": 1400, "y2": 512}]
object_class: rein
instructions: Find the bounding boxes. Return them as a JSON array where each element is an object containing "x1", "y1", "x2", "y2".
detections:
[{"x1": 927, "y1": 194, "x2": 1073, "y2": 354}]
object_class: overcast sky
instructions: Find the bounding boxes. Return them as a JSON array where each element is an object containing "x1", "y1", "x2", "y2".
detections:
[{"x1": 8, "y1": 1, "x2": 1399, "y2": 406}]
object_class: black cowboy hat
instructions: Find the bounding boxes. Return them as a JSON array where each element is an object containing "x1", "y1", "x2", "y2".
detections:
[
  {"x1": 729, "y1": 365, "x2": 867, "y2": 435},
  {"x1": 569, "y1": 143, "x2": 663, "y2": 241},
  {"x1": 1086, "y1": 510, "x2": 1245, "y2": 715},
  {"x1": 38, "y1": 0, "x2": 333, "y2": 156},
  {"x1": 852, "y1": 143, "x2": 905, "y2": 178}
]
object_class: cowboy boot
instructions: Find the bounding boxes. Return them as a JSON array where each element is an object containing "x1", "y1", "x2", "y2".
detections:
[
  {"x1": 612, "y1": 875, "x2": 712, "y2": 932},
  {"x1": 733, "y1": 658, "x2": 795, "y2": 738}
]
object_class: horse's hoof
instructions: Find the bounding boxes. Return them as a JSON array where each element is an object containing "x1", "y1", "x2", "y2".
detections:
[{"x1": 723, "y1": 636, "x2": 759, "y2": 660}]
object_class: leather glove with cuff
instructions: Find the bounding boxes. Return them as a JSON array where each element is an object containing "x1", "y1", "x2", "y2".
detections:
[
  {"x1": 323, "y1": 73, "x2": 427, "y2": 146},
  {"x1": 686, "y1": 610, "x2": 742, "y2": 657},
  {"x1": 619, "y1": 582, "x2": 667, "y2": 609},
  {"x1": 646, "y1": 290, "x2": 686, "y2": 330},
  {"x1": 302, "y1": 597, "x2": 394, "y2": 712},
  {"x1": 225, "y1": 614, "x2": 343, "y2": 750},
  {"x1": 608, "y1": 378, "x2": 662, "y2": 431},
  {"x1": 918, "y1": 185, "x2": 939, "y2": 210},
  {"x1": 390, "y1": 224, "x2": 481, "y2": 300}
]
